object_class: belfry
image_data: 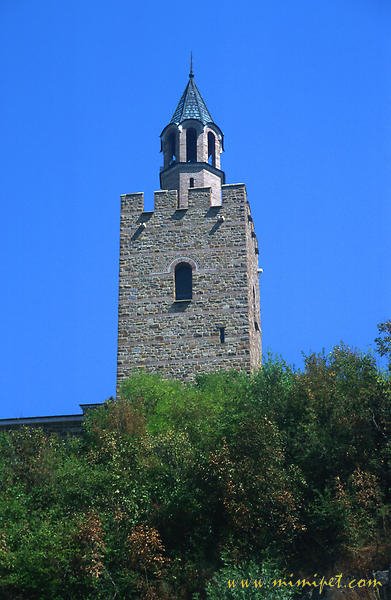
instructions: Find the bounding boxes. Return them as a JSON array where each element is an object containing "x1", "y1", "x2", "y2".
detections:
[
  {"x1": 160, "y1": 58, "x2": 225, "y2": 208},
  {"x1": 116, "y1": 64, "x2": 262, "y2": 388}
]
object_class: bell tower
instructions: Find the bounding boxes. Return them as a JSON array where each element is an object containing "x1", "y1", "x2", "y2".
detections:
[
  {"x1": 116, "y1": 64, "x2": 262, "y2": 390},
  {"x1": 160, "y1": 60, "x2": 225, "y2": 207}
]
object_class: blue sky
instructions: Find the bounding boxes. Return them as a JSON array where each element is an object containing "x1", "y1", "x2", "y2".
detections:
[{"x1": 0, "y1": 0, "x2": 390, "y2": 417}]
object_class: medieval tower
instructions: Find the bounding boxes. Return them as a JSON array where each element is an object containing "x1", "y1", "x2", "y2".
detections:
[{"x1": 116, "y1": 64, "x2": 262, "y2": 388}]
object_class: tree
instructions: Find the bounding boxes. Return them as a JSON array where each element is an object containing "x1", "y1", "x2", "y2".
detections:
[{"x1": 374, "y1": 320, "x2": 391, "y2": 369}]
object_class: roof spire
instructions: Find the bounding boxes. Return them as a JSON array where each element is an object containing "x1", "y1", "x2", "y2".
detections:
[{"x1": 168, "y1": 58, "x2": 215, "y2": 126}]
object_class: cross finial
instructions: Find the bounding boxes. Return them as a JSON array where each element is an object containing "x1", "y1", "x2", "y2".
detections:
[{"x1": 189, "y1": 52, "x2": 194, "y2": 78}]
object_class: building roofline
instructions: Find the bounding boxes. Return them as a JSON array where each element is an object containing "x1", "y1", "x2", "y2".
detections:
[
  {"x1": 0, "y1": 402, "x2": 103, "y2": 427},
  {"x1": 0, "y1": 414, "x2": 84, "y2": 426}
]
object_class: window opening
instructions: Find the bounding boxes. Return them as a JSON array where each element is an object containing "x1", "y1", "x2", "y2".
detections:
[
  {"x1": 167, "y1": 132, "x2": 176, "y2": 165},
  {"x1": 219, "y1": 327, "x2": 225, "y2": 343},
  {"x1": 189, "y1": 177, "x2": 195, "y2": 188},
  {"x1": 175, "y1": 262, "x2": 192, "y2": 301},
  {"x1": 207, "y1": 132, "x2": 216, "y2": 166},
  {"x1": 186, "y1": 128, "x2": 197, "y2": 162}
]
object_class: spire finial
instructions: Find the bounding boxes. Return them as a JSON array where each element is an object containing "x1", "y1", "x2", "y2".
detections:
[{"x1": 189, "y1": 52, "x2": 194, "y2": 78}]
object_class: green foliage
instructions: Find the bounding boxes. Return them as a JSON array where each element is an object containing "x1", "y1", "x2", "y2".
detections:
[
  {"x1": 0, "y1": 343, "x2": 389, "y2": 598},
  {"x1": 374, "y1": 320, "x2": 391, "y2": 367}
]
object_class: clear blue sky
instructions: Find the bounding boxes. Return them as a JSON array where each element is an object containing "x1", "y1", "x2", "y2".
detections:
[{"x1": 0, "y1": 0, "x2": 390, "y2": 417}]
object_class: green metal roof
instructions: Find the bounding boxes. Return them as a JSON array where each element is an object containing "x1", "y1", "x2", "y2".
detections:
[{"x1": 170, "y1": 74, "x2": 214, "y2": 126}]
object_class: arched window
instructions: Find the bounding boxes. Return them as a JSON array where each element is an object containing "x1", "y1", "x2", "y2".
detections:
[
  {"x1": 167, "y1": 131, "x2": 177, "y2": 165},
  {"x1": 186, "y1": 128, "x2": 197, "y2": 162},
  {"x1": 207, "y1": 132, "x2": 216, "y2": 166},
  {"x1": 175, "y1": 262, "x2": 192, "y2": 301}
]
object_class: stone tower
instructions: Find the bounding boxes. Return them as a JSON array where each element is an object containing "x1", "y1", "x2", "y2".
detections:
[{"x1": 116, "y1": 65, "x2": 261, "y2": 389}]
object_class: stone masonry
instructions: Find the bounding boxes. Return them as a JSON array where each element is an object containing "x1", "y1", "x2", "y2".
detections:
[
  {"x1": 116, "y1": 66, "x2": 262, "y2": 391},
  {"x1": 116, "y1": 183, "x2": 261, "y2": 389}
]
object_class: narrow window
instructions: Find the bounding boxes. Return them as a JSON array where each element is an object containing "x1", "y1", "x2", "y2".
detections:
[
  {"x1": 207, "y1": 132, "x2": 216, "y2": 166},
  {"x1": 186, "y1": 128, "x2": 197, "y2": 162},
  {"x1": 167, "y1": 131, "x2": 176, "y2": 165},
  {"x1": 189, "y1": 177, "x2": 194, "y2": 188},
  {"x1": 254, "y1": 321, "x2": 260, "y2": 332},
  {"x1": 219, "y1": 327, "x2": 225, "y2": 343},
  {"x1": 253, "y1": 286, "x2": 256, "y2": 314},
  {"x1": 175, "y1": 262, "x2": 192, "y2": 301}
]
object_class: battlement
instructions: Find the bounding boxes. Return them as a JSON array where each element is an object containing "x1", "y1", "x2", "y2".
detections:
[{"x1": 120, "y1": 183, "x2": 249, "y2": 218}]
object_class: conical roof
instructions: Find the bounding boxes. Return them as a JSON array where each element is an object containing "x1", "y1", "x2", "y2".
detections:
[{"x1": 170, "y1": 73, "x2": 214, "y2": 126}]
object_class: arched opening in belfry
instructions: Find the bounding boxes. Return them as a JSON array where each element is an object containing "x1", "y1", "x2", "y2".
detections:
[
  {"x1": 167, "y1": 131, "x2": 177, "y2": 165},
  {"x1": 175, "y1": 262, "x2": 193, "y2": 301},
  {"x1": 207, "y1": 132, "x2": 216, "y2": 166},
  {"x1": 186, "y1": 128, "x2": 197, "y2": 162}
]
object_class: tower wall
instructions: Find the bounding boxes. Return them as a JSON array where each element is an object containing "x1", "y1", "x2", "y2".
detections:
[
  {"x1": 160, "y1": 163, "x2": 224, "y2": 207},
  {"x1": 116, "y1": 183, "x2": 261, "y2": 392}
]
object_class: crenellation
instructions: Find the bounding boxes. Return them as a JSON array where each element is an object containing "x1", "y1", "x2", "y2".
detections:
[
  {"x1": 187, "y1": 186, "x2": 212, "y2": 210},
  {"x1": 120, "y1": 192, "x2": 144, "y2": 214},
  {"x1": 154, "y1": 189, "x2": 178, "y2": 212}
]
